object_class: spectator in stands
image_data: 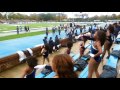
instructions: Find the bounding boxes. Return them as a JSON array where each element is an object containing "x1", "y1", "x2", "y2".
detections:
[
  {"x1": 83, "y1": 25, "x2": 86, "y2": 32},
  {"x1": 41, "y1": 44, "x2": 50, "y2": 64},
  {"x1": 49, "y1": 37, "x2": 54, "y2": 54},
  {"x1": 65, "y1": 27, "x2": 67, "y2": 34},
  {"x1": 102, "y1": 25, "x2": 114, "y2": 61},
  {"x1": 65, "y1": 41, "x2": 73, "y2": 55},
  {"x1": 72, "y1": 29, "x2": 74, "y2": 35},
  {"x1": 68, "y1": 32, "x2": 73, "y2": 42},
  {"x1": 89, "y1": 25, "x2": 92, "y2": 32},
  {"x1": 80, "y1": 26, "x2": 82, "y2": 33},
  {"x1": 21, "y1": 56, "x2": 37, "y2": 78},
  {"x1": 113, "y1": 23, "x2": 120, "y2": 41},
  {"x1": 52, "y1": 54, "x2": 78, "y2": 78},
  {"x1": 91, "y1": 24, "x2": 97, "y2": 34},
  {"x1": 75, "y1": 30, "x2": 78, "y2": 36},
  {"x1": 43, "y1": 37, "x2": 48, "y2": 45},
  {"x1": 16, "y1": 26, "x2": 19, "y2": 34},
  {"x1": 58, "y1": 27, "x2": 61, "y2": 35}
]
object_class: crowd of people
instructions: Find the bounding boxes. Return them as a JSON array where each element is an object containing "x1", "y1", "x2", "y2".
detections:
[{"x1": 21, "y1": 22, "x2": 120, "y2": 78}]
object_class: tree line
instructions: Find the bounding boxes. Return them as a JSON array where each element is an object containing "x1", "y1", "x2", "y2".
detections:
[
  {"x1": 0, "y1": 13, "x2": 120, "y2": 22},
  {"x1": 0, "y1": 13, "x2": 67, "y2": 21},
  {"x1": 74, "y1": 14, "x2": 120, "y2": 22}
]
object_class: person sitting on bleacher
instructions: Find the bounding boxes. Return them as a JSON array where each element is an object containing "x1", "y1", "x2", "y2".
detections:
[
  {"x1": 65, "y1": 41, "x2": 73, "y2": 55},
  {"x1": 52, "y1": 54, "x2": 78, "y2": 78},
  {"x1": 102, "y1": 25, "x2": 114, "y2": 61},
  {"x1": 21, "y1": 56, "x2": 38, "y2": 78}
]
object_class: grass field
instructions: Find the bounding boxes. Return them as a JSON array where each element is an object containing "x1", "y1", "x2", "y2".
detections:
[
  {"x1": 0, "y1": 30, "x2": 53, "y2": 41},
  {"x1": 0, "y1": 29, "x2": 65, "y2": 41},
  {"x1": 0, "y1": 22, "x2": 61, "y2": 32}
]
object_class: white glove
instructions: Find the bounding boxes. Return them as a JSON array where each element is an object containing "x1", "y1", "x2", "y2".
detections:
[
  {"x1": 89, "y1": 53, "x2": 95, "y2": 57},
  {"x1": 34, "y1": 64, "x2": 46, "y2": 69}
]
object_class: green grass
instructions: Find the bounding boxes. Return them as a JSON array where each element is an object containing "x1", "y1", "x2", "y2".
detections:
[
  {"x1": 0, "y1": 22, "x2": 61, "y2": 32},
  {"x1": 0, "y1": 30, "x2": 52, "y2": 41}
]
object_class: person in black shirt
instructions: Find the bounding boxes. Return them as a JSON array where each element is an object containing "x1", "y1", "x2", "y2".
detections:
[
  {"x1": 24, "y1": 26, "x2": 27, "y2": 32},
  {"x1": 80, "y1": 26, "x2": 82, "y2": 33},
  {"x1": 27, "y1": 26, "x2": 30, "y2": 32},
  {"x1": 55, "y1": 35, "x2": 60, "y2": 51},
  {"x1": 72, "y1": 29, "x2": 74, "y2": 35},
  {"x1": 49, "y1": 37, "x2": 54, "y2": 54},
  {"x1": 75, "y1": 30, "x2": 78, "y2": 36},
  {"x1": 43, "y1": 37, "x2": 48, "y2": 45},
  {"x1": 68, "y1": 32, "x2": 73, "y2": 42}
]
